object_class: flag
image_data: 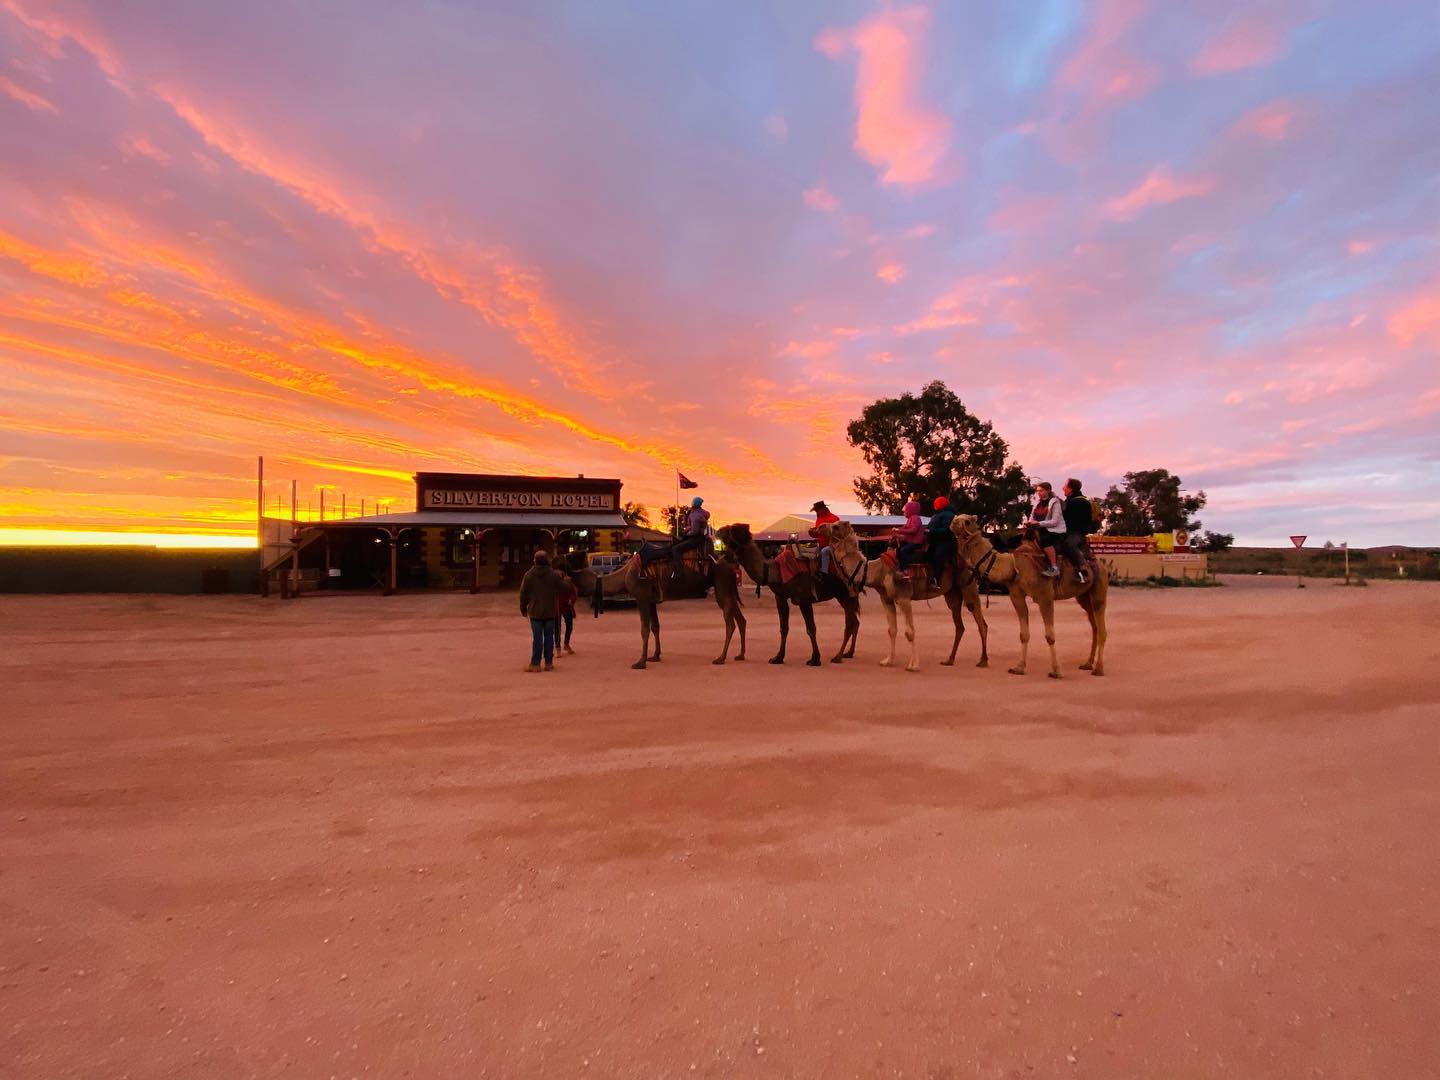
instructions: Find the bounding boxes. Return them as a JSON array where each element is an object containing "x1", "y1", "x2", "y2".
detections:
[{"x1": 677, "y1": 471, "x2": 699, "y2": 489}]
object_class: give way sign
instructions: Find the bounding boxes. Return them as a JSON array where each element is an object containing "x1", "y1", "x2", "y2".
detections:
[{"x1": 1290, "y1": 535, "x2": 1307, "y2": 549}]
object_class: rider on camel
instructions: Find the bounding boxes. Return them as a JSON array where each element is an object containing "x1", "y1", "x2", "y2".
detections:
[
  {"x1": 894, "y1": 498, "x2": 925, "y2": 580},
  {"x1": 809, "y1": 499, "x2": 841, "y2": 576},
  {"x1": 668, "y1": 496, "x2": 711, "y2": 577},
  {"x1": 1060, "y1": 478, "x2": 1093, "y2": 584},
  {"x1": 1027, "y1": 482, "x2": 1064, "y2": 578},
  {"x1": 926, "y1": 495, "x2": 956, "y2": 581}
]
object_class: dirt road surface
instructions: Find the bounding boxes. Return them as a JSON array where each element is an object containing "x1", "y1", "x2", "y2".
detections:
[{"x1": 3, "y1": 578, "x2": 1438, "y2": 1078}]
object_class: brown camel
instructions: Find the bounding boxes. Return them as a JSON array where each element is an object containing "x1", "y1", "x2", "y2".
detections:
[
  {"x1": 949, "y1": 514, "x2": 1109, "y2": 678},
  {"x1": 566, "y1": 550, "x2": 745, "y2": 669},
  {"x1": 715, "y1": 524, "x2": 859, "y2": 666},
  {"x1": 823, "y1": 521, "x2": 990, "y2": 673}
]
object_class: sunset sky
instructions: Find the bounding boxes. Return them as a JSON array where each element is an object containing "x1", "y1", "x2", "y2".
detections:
[{"x1": 1, "y1": 0, "x2": 1437, "y2": 547}]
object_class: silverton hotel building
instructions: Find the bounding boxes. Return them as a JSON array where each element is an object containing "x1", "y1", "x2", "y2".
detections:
[{"x1": 264, "y1": 472, "x2": 630, "y2": 596}]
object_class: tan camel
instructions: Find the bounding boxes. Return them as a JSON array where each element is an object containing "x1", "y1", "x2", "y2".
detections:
[
  {"x1": 566, "y1": 551, "x2": 745, "y2": 669},
  {"x1": 715, "y1": 524, "x2": 860, "y2": 665},
  {"x1": 949, "y1": 514, "x2": 1109, "y2": 678},
  {"x1": 823, "y1": 521, "x2": 990, "y2": 673}
]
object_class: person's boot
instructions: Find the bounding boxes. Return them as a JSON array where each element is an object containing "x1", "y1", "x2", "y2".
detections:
[
  {"x1": 564, "y1": 644, "x2": 575, "y2": 655},
  {"x1": 543, "y1": 660, "x2": 554, "y2": 672},
  {"x1": 1042, "y1": 562, "x2": 1060, "y2": 578},
  {"x1": 524, "y1": 663, "x2": 540, "y2": 673}
]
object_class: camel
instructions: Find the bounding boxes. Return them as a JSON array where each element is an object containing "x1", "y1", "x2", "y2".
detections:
[
  {"x1": 822, "y1": 521, "x2": 990, "y2": 673},
  {"x1": 566, "y1": 549, "x2": 745, "y2": 670},
  {"x1": 949, "y1": 514, "x2": 1109, "y2": 678},
  {"x1": 715, "y1": 524, "x2": 859, "y2": 666}
]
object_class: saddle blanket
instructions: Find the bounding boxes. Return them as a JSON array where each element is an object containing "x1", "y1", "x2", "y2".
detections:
[{"x1": 776, "y1": 548, "x2": 807, "y2": 584}]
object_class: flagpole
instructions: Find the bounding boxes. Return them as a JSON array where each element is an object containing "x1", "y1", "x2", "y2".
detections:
[{"x1": 674, "y1": 468, "x2": 681, "y2": 539}]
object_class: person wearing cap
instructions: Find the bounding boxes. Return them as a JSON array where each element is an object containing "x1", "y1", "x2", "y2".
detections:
[
  {"x1": 809, "y1": 499, "x2": 841, "y2": 575},
  {"x1": 669, "y1": 495, "x2": 712, "y2": 561},
  {"x1": 519, "y1": 549, "x2": 564, "y2": 672},
  {"x1": 926, "y1": 495, "x2": 957, "y2": 581}
]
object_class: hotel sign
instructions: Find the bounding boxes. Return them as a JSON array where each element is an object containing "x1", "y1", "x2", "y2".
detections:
[{"x1": 423, "y1": 488, "x2": 617, "y2": 511}]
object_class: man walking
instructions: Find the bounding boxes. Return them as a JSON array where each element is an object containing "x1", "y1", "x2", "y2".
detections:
[{"x1": 519, "y1": 550, "x2": 564, "y2": 672}]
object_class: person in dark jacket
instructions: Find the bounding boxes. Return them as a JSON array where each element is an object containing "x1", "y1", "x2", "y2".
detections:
[
  {"x1": 1059, "y1": 478, "x2": 1094, "y2": 583},
  {"x1": 926, "y1": 495, "x2": 956, "y2": 580},
  {"x1": 519, "y1": 550, "x2": 564, "y2": 672},
  {"x1": 556, "y1": 569, "x2": 578, "y2": 655}
]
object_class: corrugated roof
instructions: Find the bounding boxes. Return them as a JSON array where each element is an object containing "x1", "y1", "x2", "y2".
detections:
[{"x1": 297, "y1": 510, "x2": 629, "y2": 529}]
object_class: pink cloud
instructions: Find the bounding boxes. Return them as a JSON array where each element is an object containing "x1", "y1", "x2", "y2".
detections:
[
  {"x1": 1232, "y1": 101, "x2": 1297, "y2": 140},
  {"x1": 876, "y1": 262, "x2": 904, "y2": 284},
  {"x1": 0, "y1": 73, "x2": 56, "y2": 112},
  {"x1": 989, "y1": 194, "x2": 1060, "y2": 232},
  {"x1": 1192, "y1": 18, "x2": 1286, "y2": 75},
  {"x1": 1104, "y1": 166, "x2": 1216, "y2": 221},
  {"x1": 815, "y1": 5, "x2": 953, "y2": 187},
  {"x1": 905, "y1": 223, "x2": 937, "y2": 239},
  {"x1": 1347, "y1": 239, "x2": 1375, "y2": 256},
  {"x1": 802, "y1": 184, "x2": 839, "y2": 212},
  {"x1": 764, "y1": 114, "x2": 788, "y2": 140},
  {"x1": 1388, "y1": 285, "x2": 1440, "y2": 346}
]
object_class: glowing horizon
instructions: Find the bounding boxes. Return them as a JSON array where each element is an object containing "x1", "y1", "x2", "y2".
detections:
[{"x1": 1, "y1": 1, "x2": 1437, "y2": 549}]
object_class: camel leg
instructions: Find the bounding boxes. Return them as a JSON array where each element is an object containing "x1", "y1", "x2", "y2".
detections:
[
  {"x1": 967, "y1": 586, "x2": 990, "y2": 668},
  {"x1": 714, "y1": 602, "x2": 735, "y2": 665},
  {"x1": 879, "y1": 596, "x2": 898, "y2": 667},
  {"x1": 735, "y1": 606, "x2": 747, "y2": 661},
  {"x1": 1090, "y1": 595, "x2": 1107, "y2": 677},
  {"x1": 1038, "y1": 595, "x2": 1060, "y2": 679},
  {"x1": 649, "y1": 606, "x2": 662, "y2": 662},
  {"x1": 843, "y1": 597, "x2": 859, "y2": 659},
  {"x1": 799, "y1": 601, "x2": 822, "y2": 667},
  {"x1": 632, "y1": 600, "x2": 651, "y2": 670},
  {"x1": 1007, "y1": 591, "x2": 1030, "y2": 676},
  {"x1": 940, "y1": 591, "x2": 963, "y2": 666},
  {"x1": 829, "y1": 597, "x2": 850, "y2": 664},
  {"x1": 902, "y1": 598, "x2": 919, "y2": 672},
  {"x1": 1077, "y1": 592, "x2": 1097, "y2": 671},
  {"x1": 769, "y1": 595, "x2": 789, "y2": 664}
]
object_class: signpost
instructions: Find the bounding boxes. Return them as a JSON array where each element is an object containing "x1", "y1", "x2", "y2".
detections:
[{"x1": 1290, "y1": 534, "x2": 1306, "y2": 588}]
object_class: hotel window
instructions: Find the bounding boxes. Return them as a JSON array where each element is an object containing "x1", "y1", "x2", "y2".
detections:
[{"x1": 445, "y1": 528, "x2": 476, "y2": 566}]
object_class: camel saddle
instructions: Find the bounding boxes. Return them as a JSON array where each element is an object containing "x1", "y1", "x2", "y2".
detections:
[
  {"x1": 637, "y1": 545, "x2": 711, "y2": 580},
  {"x1": 776, "y1": 547, "x2": 811, "y2": 584},
  {"x1": 880, "y1": 548, "x2": 930, "y2": 589}
]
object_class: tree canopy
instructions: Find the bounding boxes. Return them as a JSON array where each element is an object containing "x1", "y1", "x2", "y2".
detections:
[
  {"x1": 621, "y1": 501, "x2": 651, "y2": 528},
  {"x1": 1099, "y1": 469, "x2": 1206, "y2": 535},
  {"x1": 846, "y1": 381, "x2": 1030, "y2": 527}
]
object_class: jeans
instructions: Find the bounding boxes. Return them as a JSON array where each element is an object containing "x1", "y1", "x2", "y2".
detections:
[
  {"x1": 560, "y1": 612, "x2": 574, "y2": 647},
  {"x1": 819, "y1": 547, "x2": 832, "y2": 575},
  {"x1": 1058, "y1": 532, "x2": 1088, "y2": 570},
  {"x1": 670, "y1": 534, "x2": 706, "y2": 560},
  {"x1": 529, "y1": 618, "x2": 557, "y2": 666},
  {"x1": 928, "y1": 537, "x2": 955, "y2": 577},
  {"x1": 897, "y1": 542, "x2": 924, "y2": 569}
]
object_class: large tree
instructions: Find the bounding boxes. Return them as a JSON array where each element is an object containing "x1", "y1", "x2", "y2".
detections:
[
  {"x1": 1100, "y1": 469, "x2": 1206, "y2": 535},
  {"x1": 621, "y1": 501, "x2": 651, "y2": 528},
  {"x1": 846, "y1": 381, "x2": 1031, "y2": 528}
]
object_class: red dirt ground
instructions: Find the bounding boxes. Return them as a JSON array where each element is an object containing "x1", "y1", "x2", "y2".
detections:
[{"x1": 2, "y1": 577, "x2": 1438, "y2": 1078}]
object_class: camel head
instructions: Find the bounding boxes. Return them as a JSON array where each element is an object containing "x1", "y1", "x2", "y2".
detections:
[
  {"x1": 717, "y1": 522, "x2": 752, "y2": 548},
  {"x1": 951, "y1": 513, "x2": 982, "y2": 543},
  {"x1": 823, "y1": 521, "x2": 866, "y2": 594}
]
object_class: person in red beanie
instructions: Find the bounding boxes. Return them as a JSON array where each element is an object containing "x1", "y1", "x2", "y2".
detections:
[{"x1": 926, "y1": 495, "x2": 957, "y2": 581}]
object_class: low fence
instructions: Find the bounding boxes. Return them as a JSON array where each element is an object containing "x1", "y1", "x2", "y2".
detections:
[{"x1": 0, "y1": 547, "x2": 260, "y2": 594}]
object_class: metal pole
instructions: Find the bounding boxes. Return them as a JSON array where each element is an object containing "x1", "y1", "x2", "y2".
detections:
[
  {"x1": 256, "y1": 455, "x2": 264, "y2": 551},
  {"x1": 290, "y1": 479, "x2": 297, "y2": 525},
  {"x1": 361, "y1": 498, "x2": 366, "y2": 517},
  {"x1": 319, "y1": 489, "x2": 325, "y2": 521},
  {"x1": 342, "y1": 493, "x2": 347, "y2": 519},
  {"x1": 1343, "y1": 542, "x2": 1350, "y2": 585}
]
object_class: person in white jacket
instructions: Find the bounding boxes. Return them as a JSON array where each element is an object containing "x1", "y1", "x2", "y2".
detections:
[{"x1": 1026, "y1": 481, "x2": 1065, "y2": 578}]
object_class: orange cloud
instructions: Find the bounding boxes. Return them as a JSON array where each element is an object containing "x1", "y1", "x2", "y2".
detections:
[
  {"x1": 1192, "y1": 18, "x2": 1286, "y2": 75},
  {"x1": 1233, "y1": 101, "x2": 1296, "y2": 140},
  {"x1": 816, "y1": 5, "x2": 952, "y2": 187},
  {"x1": 876, "y1": 263, "x2": 904, "y2": 284},
  {"x1": 0, "y1": 73, "x2": 56, "y2": 112},
  {"x1": 1104, "y1": 167, "x2": 1216, "y2": 221}
]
